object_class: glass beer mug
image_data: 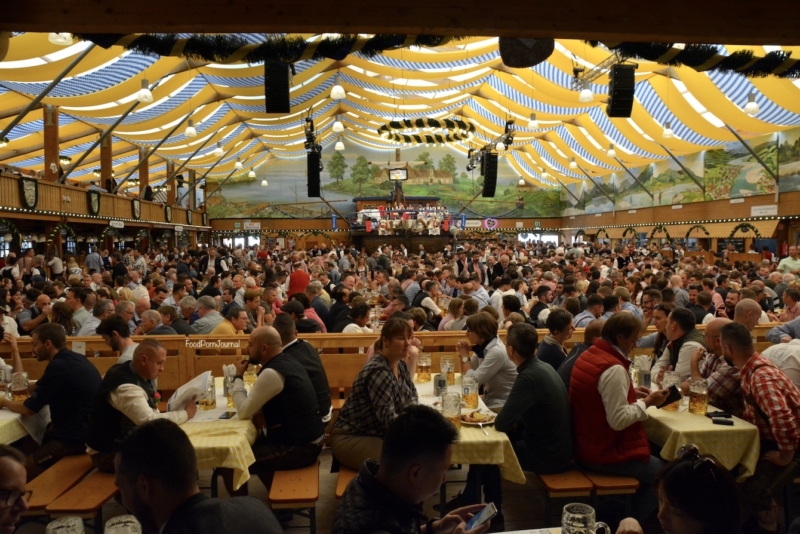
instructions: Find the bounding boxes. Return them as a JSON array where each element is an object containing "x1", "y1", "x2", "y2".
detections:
[
  {"x1": 440, "y1": 356, "x2": 456, "y2": 386},
  {"x1": 562, "y1": 503, "x2": 610, "y2": 534},
  {"x1": 689, "y1": 379, "x2": 709, "y2": 415},
  {"x1": 46, "y1": 517, "x2": 86, "y2": 534},
  {"x1": 442, "y1": 392, "x2": 462, "y2": 431},
  {"x1": 9, "y1": 372, "x2": 28, "y2": 402},
  {"x1": 417, "y1": 354, "x2": 432, "y2": 383},
  {"x1": 661, "y1": 371, "x2": 682, "y2": 412},
  {"x1": 199, "y1": 375, "x2": 216, "y2": 410},
  {"x1": 462, "y1": 376, "x2": 479, "y2": 409},
  {"x1": 105, "y1": 515, "x2": 142, "y2": 534}
]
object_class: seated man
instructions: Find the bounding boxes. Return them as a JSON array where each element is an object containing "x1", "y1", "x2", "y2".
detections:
[
  {"x1": 114, "y1": 420, "x2": 281, "y2": 534},
  {"x1": 191, "y1": 295, "x2": 224, "y2": 334},
  {"x1": 209, "y1": 307, "x2": 248, "y2": 336},
  {"x1": 333, "y1": 405, "x2": 488, "y2": 534},
  {"x1": 86, "y1": 339, "x2": 197, "y2": 472},
  {"x1": 651, "y1": 307, "x2": 705, "y2": 382},
  {"x1": 536, "y1": 308, "x2": 574, "y2": 370},
  {"x1": 96, "y1": 314, "x2": 139, "y2": 364},
  {"x1": 1, "y1": 324, "x2": 101, "y2": 479},
  {"x1": 573, "y1": 294, "x2": 603, "y2": 328},
  {"x1": 136, "y1": 310, "x2": 177, "y2": 336},
  {"x1": 558, "y1": 318, "x2": 604, "y2": 389},
  {"x1": 762, "y1": 340, "x2": 800, "y2": 390},
  {"x1": 720, "y1": 322, "x2": 800, "y2": 533},
  {"x1": 497, "y1": 323, "x2": 573, "y2": 475},
  {"x1": 767, "y1": 315, "x2": 800, "y2": 344},
  {"x1": 17, "y1": 294, "x2": 51, "y2": 335},
  {"x1": 570, "y1": 314, "x2": 670, "y2": 522},
  {"x1": 158, "y1": 306, "x2": 194, "y2": 336},
  {"x1": 77, "y1": 299, "x2": 114, "y2": 337},
  {"x1": 280, "y1": 300, "x2": 322, "y2": 334},
  {"x1": 0, "y1": 445, "x2": 30, "y2": 530},
  {"x1": 225, "y1": 326, "x2": 324, "y2": 494}
]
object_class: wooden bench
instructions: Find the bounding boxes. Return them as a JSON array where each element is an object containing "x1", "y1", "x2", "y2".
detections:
[
  {"x1": 537, "y1": 470, "x2": 594, "y2": 526},
  {"x1": 24, "y1": 455, "x2": 94, "y2": 516},
  {"x1": 581, "y1": 471, "x2": 639, "y2": 515},
  {"x1": 45, "y1": 471, "x2": 119, "y2": 534},
  {"x1": 335, "y1": 466, "x2": 358, "y2": 499},
  {"x1": 269, "y1": 461, "x2": 320, "y2": 534}
]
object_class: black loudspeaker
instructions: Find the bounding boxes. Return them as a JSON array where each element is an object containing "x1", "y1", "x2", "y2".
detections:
[
  {"x1": 606, "y1": 64, "x2": 636, "y2": 118},
  {"x1": 481, "y1": 153, "x2": 498, "y2": 197},
  {"x1": 307, "y1": 152, "x2": 321, "y2": 197},
  {"x1": 264, "y1": 61, "x2": 291, "y2": 114}
]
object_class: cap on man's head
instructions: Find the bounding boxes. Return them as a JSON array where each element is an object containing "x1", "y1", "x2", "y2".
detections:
[{"x1": 280, "y1": 300, "x2": 305, "y2": 315}]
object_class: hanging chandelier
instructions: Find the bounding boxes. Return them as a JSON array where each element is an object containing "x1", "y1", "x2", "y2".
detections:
[{"x1": 377, "y1": 117, "x2": 475, "y2": 145}]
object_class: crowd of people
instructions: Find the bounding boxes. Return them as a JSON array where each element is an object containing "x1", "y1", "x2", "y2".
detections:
[{"x1": 1, "y1": 237, "x2": 800, "y2": 533}]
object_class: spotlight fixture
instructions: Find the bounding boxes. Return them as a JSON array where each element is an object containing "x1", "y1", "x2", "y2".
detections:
[
  {"x1": 234, "y1": 157, "x2": 243, "y2": 170},
  {"x1": 663, "y1": 121, "x2": 674, "y2": 139},
  {"x1": 496, "y1": 142, "x2": 506, "y2": 152},
  {"x1": 527, "y1": 113, "x2": 539, "y2": 129},
  {"x1": 184, "y1": 119, "x2": 197, "y2": 138},
  {"x1": 579, "y1": 80, "x2": 593, "y2": 103},
  {"x1": 570, "y1": 157, "x2": 577, "y2": 169},
  {"x1": 607, "y1": 144, "x2": 617, "y2": 158},
  {"x1": 136, "y1": 79, "x2": 154, "y2": 104},
  {"x1": 92, "y1": 169, "x2": 101, "y2": 177},
  {"x1": 0, "y1": 137, "x2": 8, "y2": 148},
  {"x1": 744, "y1": 93, "x2": 760, "y2": 116},
  {"x1": 59, "y1": 155, "x2": 72, "y2": 166},
  {"x1": 332, "y1": 114, "x2": 344, "y2": 133},
  {"x1": 330, "y1": 73, "x2": 346, "y2": 100},
  {"x1": 261, "y1": 180, "x2": 269, "y2": 187},
  {"x1": 48, "y1": 33, "x2": 74, "y2": 46},
  {"x1": 248, "y1": 169, "x2": 256, "y2": 178},
  {"x1": 212, "y1": 142, "x2": 224, "y2": 158},
  {"x1": 335, "y1": 136, "x2": 345, "y2": 151}
]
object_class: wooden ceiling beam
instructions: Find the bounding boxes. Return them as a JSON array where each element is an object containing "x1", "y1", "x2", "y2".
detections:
[{"x1": 3, "y1": 0, "x2": 800, "y2": 45}]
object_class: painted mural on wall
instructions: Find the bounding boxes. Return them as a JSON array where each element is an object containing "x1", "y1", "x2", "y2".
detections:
[
  {"x1": 205, "y1": 144, "x2": 563, "y2": 219},
  {"x1": 704, "y1": 132, "x2": 777, "y2": 200}
]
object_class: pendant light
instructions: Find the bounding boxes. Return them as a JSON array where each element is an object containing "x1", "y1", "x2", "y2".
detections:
[
  {"x1": 248, "y1": 169, "x2": 256, "y2": 178},
  {"x1": 261, "y1": 179, "x2": 269, "y2": 186},
  {"x1": 569, "y1": 157, "x2": 577, "y2": 169},
  {"x1": 496, "y1": 141, "x2": 506, "y2": 151},
  {"x1": 607, "y1": 144, "x2": 617, "y2": 158},
  {"x1": 332, "y1": 115, "x2": 344, "y2": 133},
  {"x1": 335, "y1": 136, "x2": 345, "y2": 151},
  {"x1": 136, "y1": 79, "x2": 154, "y2": 104},
  {"x1": 0, "y1": 137, "x2": 7, "y2": 148},
  {"x1": 184, "y1": 119, "x2": 197, "y2": 138},
  {"x1": 48, "y1": 33, "x2": 74, "y2": 46},
  {"x1": 744, "y1": 93, "x2": 760, "y2": 116},
  {"x1": 212, "y1": 142, "x2": 224, "y2": 158},
  {"x1": 527, "y1": 113, "x2": 539, "y2": 129},
  {"x1": 234, "y1": 157, "x2": 243, "y2": 170},
  {"x1": 330, "y1": 73, "x2": 346, "y2": 100},
  {"x1": 662, "y1": 121, "x2": 674, "y2": 139},
  {"x1": 578, "y1": 81, "x2": 593, "y2": 103},
  {"x1": 541, "y1": 168, "x2": 550, "y2": 179},
  {"x1": 518, "y1": 178, "x2": 526, "y2": 186}
]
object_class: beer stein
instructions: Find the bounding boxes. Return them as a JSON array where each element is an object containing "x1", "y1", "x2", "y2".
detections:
[
  {"x1": 661, "y1": 371, "x2": 682, "y2": 412},
  {"x1": 10, "y1": 372, "x2": 28, "y2": 402},
  {"x1": 462, "y1": 376, "x2": 479, "y2": 409},
  {"x1": 46, "y1": 517, "x2": 86, "y2": 534},
  {"x1": 442, "y1": 392, "x2": 462, "y2": 431},
  {"x1": 105, "y1": 515, "x2": 142, "y2": 534},
  {"x1": 561, "y1": 503, "x2": 610, "y2": 534},
  {"x1": 440, "y1": 355, "x2": 456, "y2": 386},
  {"x1": 417, "y1": 354, "x2": 432, "y2": 382},
  {"x1": 199, "y1": 376, "x2": 216, "y2": 410},
  {"x1": 689, "y1": 379, "x2": 709, "y2": 415}
]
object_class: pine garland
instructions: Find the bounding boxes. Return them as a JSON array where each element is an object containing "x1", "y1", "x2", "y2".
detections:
[
  {"x1": 730, "y1": 223, "x2": 761, "y2": 238},
  {"x1": 45, "y1": 223, "x2": 77, "y2": 246},
  {"x1": 596, "y1": 228, "x2": 609, "y2": 239},
  {"x1": 685, "y1": 224, "x2": 710, "y2": 240},
  {"x1": 649, "y1": 224, "x2": 672, "y2": 242},
  {"x1": 622, "y1": 226, "x2": 637, "y2": 238}
]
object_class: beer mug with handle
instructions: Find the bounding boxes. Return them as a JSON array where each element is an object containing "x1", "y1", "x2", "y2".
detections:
[
  {"x1": 562, "y1": 503, "x2": 610, "y2": 534},
  {"x1": 105, "y1": 515, "x2": 142, "y2": 534}
]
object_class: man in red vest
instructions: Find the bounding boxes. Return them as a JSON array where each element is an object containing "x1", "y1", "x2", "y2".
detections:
[{"x1": 569, "y1": 313, "x2": 669, "y2": 523}]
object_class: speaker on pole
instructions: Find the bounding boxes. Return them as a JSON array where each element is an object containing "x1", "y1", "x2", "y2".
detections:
[
  {"x1": 264, "y1": 61, "x2": 291, "y2": 114},
  {"x1": 606, "y1": 64, "x2": 636, "y2": 118},
  {"x1": 481, "y1": 153, "x2": 498, "y2": 197},
  {"x1": 307, "y1": 152, "x2": 321, "y2": 197}
]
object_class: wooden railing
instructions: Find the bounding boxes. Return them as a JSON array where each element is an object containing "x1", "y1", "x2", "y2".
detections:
[{"x1": 0, "y1": 172, "x2": 202, "y2": 226}]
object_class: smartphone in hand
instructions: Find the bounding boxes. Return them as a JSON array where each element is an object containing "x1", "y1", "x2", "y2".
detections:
[
  {"x1": 465, "y1": 502, "x2": 497, "y2": 530},
  {"x1": 657, "y1": 385, "x2": 682, "y2": 409}
]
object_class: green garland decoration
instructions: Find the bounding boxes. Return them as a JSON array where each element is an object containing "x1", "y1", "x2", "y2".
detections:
[
  {"x1": 730, "y1": 223, "x2": 761, "y2": 239},
  {"x1": 100, "y1": 226, "x2": 123, "y2": 242},
  {"x1": 648, "y1": 224, "x2": 672, "y2": 242},
  {"x1": 575, "y1": 229, "x2": 586, "y2": 239},
  {"x1": 596, "y1": 228, "x2": 609, "y2": 239},
  {"x1": 74, "y1": 33, "x2": 465, "y2": 65},
  {"x1": 0, "y1": 218, "x2": 21, "y2": 245},
  {"x1": 588, "y1": 42, "x2": 800, "y2": 78},
  {"x1": 133, "y1": 229, "x2": 152, "y2": 247},
  {"x1": 45, "y1": 224, "x2": 77, "y2": 246},
  {"x1": 300, "y1": 229, "x2": 331, "y2": 240},
  {"x1": 622, "y1": 226, "x2": 637, "y2": 238},
  {"x1": 685, "y1": 224, "x2": 710, "y2": 240}
]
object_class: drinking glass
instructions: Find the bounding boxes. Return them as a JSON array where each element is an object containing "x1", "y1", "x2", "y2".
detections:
[
  {"x1": 442, "y1": 392, "x2": 462, "y2": 431},
  {"x1": 10, "y1": 372, "x2": 28, "y2": 402},
  {"x1": 462, "y1": 376, "x2": 479, "y2": 409},
  {"x1": 243, "y1": 365, "x2": 258, "y2": 387},
  {"x1": 689, "y1": 379, "x2": 709, "y2": 415},
  {"x1": 46, "y1": 517, "x2": 85, "y2": 534},
  {"x1": 561, "y1": 503, "x2": 610, "y2": 534},
  {"x1": 105, "y1": 515, "x2": 142, "y2": 534},
  {"x1": 662, "y1": 371, "x2": 682, "y2": 412},
  {"x1": 225, "y1": 376, "x2": 235, "y2": 408},
  {"x1": 417, "y1": 354, "x2": 432, "y2": 382},
  {"x1": 199, "y1": 376, "x2": 216, "y2": 410},
  {"x1": 440, "y1": 356, "x2": 456, "y2": 386}
]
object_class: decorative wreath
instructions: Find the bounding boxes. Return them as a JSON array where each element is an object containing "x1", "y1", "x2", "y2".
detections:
[
  {"x1": 575, "y1": 229, "x2": 586, "y2": 239},
  {"x1": 622, "y1": 226, "x2": 637, "y2": 238},
  {"x1": 483, "y1": 218, "x2": 499, "y2": 230},
  {"x1": 596, "y1": 228, "x2": 609, "y2": 239},
  {"x1": 0, "y1": 218, "x2": 20, "y2": 245},
  {"x1": 730, "y1": 223, "x2": 761, "y2": 239},
  {"x1": 685, "y1": 224, "x2": 710, "y2": 240},
  {"x1": 46, "y1": 223, "x2": 77, "y2": 246},
  {"x1": 300, "y1": 229, "x2": 331, "y2": 240},
  {"x1": 648, "y1": 224, "x2": 672, "y2": 242},
  {"x1": 134, "y1": 229, "x2": 152, "y2": 247}
]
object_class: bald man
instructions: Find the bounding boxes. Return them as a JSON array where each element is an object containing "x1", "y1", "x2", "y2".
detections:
[
  {"x1": 670, "y1": 275, "x2": 689, "y2": 308},
  {"x1": 224, "y1": 326, "x2": 324, "y2": 496},
  {"x1": 734, "y1": 298, "x2": 767, "y2": 332},
  {"x1": 681, "y1": 318, "x2": 744, "y2": 417}
]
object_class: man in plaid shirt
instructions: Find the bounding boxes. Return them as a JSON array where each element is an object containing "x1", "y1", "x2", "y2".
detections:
[
  {"x1": 721, "y1": 322, "x2": 800, "y2": 533},
  {"x1": 682, "y1": 318, "x2": 744, "y2": 417}
]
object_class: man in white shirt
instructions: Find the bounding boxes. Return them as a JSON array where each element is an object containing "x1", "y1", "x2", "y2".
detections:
[
  {"x1": 652, "y1": 307, "x2": 706, "y2": 382},
  {"x1": 64, "y1": 286, "x2": 92, "y2": 330},
  {"x1": 96, "y1": 314, "x2": 139, "y2": 365},
  {"x1": 46, "y1": 253, "x2": 64, "y2": 279},
  {"x1": 0, "y1": 305, "x2": 18, "y2": 338},
  {"x1": 129, "y1": 272, "x2": 150, "y2": 301},
  {"x1": 85, "y1": 339, "x2": 197, "y2": 472},
  {"x1": 77, "y1": 300, "x2": 114, "y2": 336}
]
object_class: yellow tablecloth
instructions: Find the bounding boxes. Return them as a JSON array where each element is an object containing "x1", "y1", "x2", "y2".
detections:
[
  {"x1": 0, "y1": 410, "x2": 28, "y2": 445},
  {"x1": 643, "y1": 403, "x2": 760, "y2": 480},
  {"x1": 416, "y1": 375, "x2": 526, "y2": 485},
  {"x1": 181, "y1": 379, "x2": 257, "y2": 490}
]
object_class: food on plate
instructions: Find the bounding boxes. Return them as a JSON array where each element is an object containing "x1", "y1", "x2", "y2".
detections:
[{"x1": 461, "y1": 410, "x2": 495, "y2": 423}]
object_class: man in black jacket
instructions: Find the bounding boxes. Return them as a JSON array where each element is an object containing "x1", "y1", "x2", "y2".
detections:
[
  {"x1": 158, "y1": 306, "x2": 193, "y2": 335},
  {"x1": 115, "y1": 419, "x2": 281, "y2": 534}
]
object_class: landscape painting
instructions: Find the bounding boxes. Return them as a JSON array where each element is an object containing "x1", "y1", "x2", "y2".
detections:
[{"x1": 704, "y1": 132, "x2": 778, "y2": 200}]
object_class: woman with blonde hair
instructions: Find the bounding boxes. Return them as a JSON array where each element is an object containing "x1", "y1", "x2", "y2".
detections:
[{"x1": 118, "y1": 286, "x2": 135, "y2": 302}]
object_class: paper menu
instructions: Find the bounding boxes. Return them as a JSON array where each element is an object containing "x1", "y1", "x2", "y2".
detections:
[{"x1": 167, "y1": 371, "x2": 211, "y2": 412}]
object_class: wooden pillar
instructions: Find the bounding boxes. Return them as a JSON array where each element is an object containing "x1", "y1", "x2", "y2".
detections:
[
  {"x1": 166, "y1": 160, "x2": 176, "y2": 205},
  {"x1": 138, "y1": 146, "x2": 149, "y2": 197},
  {"x1": 188, "y1": 169, "x2": 198, "y2": 210},
  {"x1": 100, "y1": 135, "x2": 113, "y2": 187},
  {"x1": 43, "y1": 105, "x2": 60, "y2": 182}
]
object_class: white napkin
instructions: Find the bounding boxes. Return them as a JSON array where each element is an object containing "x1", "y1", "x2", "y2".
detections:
[
  {"x1": 19, "y1": 405, "x2": 50, "y2": 445},
  {"x1": 222, "y1": 364, "x2": 236, "y2": 380},
  {"x1": 635, "y1": 355, "x2": 652, "y2": 371}
]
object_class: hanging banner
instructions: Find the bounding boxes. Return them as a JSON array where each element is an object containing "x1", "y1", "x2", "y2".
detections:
[
  {"x1": 460, "y1": 214, "x2": 467, "y2": 229},
  {"x1": 332, "y1": 214, "x2": 338, "y2": 231}
]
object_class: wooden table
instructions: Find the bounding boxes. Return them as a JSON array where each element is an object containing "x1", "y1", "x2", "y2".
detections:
[{"x1": 643, "y1": 401, "x2": 759, "y2": 481}]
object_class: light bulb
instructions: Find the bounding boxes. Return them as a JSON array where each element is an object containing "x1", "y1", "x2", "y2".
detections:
[
  {"x1": 261, "y1": 180, "x2": 269, "y2": 186},
  {"x1": 137, "y1": 79, "x2": 154, "y2": 104},
  {"x1": 607, "y1": 144, "x2": 617, "y2": 158},
  {"x1": 48, "y1": 33, "x2": 74, "y2": 46},
  {"x1": 332, "y1": 119, "x2": 344, "y2": 133},
  {"x1": 663, "y1": 121, "x2": 674, "y2": 139},
  {"x1": 212, "y1": 142, "x2": 224, "y2": 158},
  {"x1": 234, "y1": 158, "x2": 243, "y2": 170},
  {"x1": 248, "y1": 170, "x2": 256, "y2": 178},
  {"x1": 527, "y1": 113, "x2": 539, "y2": 129},
  {"x1": 184, "y1": 119, "x2": 197, "y2": 138},
  {"x1": 335, "y1": 139, "x2": 345, "y2": 151},
  {"x1": 570, "y1": 158, "x2": 577, "y2": 169},
  {"x1": 579, "y1": 81, "x2": 593, "y2": 103},
  {"x1": 744, "y1": 93, "x2": 760, "y2": 116},
  {"x1": 542, "y1": 169, "x2": 550, "y2": 179},
  {"x1": 331, "y1": 74, "x2": 345, "y2": 100},
  {"x1": 496, "y1": 142, "x2": 506, "y2": 151},
  {"x1": 0, "y1": 137, "x2": 7, "y2": 148},
  {"x1": 518, "y1": 178, "x2": 525, "y2": 186}
]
